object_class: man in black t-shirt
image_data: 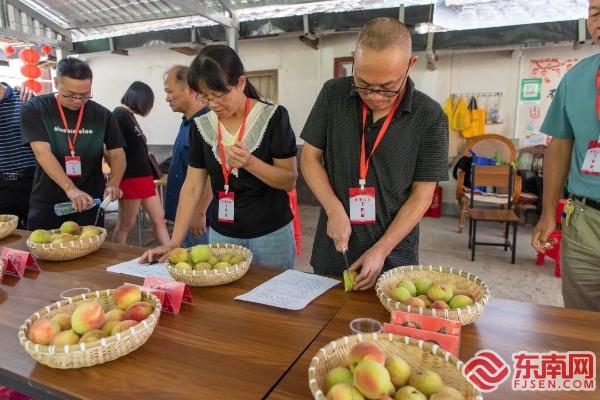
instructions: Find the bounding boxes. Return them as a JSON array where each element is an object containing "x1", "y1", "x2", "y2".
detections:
[
  {"x1": 21, "y1": 58, "x2": 126, "y2": 229},
  {"x1": 301, "y1": 18, "x2": 448, "y2": 289}
]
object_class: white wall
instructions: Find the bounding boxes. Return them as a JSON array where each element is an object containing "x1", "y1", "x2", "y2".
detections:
[{"x1": 84, "y1": 35, "x2": 598, "y2": 206}]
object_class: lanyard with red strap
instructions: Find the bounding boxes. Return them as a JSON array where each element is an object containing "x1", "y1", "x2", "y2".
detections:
[
  {"x1": 56, "y1": 95, "x2": 85, "y2": 157},
  {"x1": 359, "y1": 98, "x2": 401, "y2": 190},
  {"x1": 217, "y1": 97, "x2": 250, "y2": 193}
]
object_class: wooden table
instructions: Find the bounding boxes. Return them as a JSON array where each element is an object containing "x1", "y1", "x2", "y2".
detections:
[
  {"x1": 269, "y1": 292, "x2": 600, "y2": 399},
  {"x1": 0, "y1": 230, "x2": 347, "y2": 399}
]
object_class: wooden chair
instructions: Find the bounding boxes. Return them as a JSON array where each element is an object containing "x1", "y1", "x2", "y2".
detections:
[
  {"x1": 469, "y1": 165, "x2": 519, "y2": 264},
  {"x1": 456, "y1": 134, "x2": 521, "y2": 232}
]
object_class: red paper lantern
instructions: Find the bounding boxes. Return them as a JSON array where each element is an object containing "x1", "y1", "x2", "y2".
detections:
[
  {"x1": 23, "y1": 79, "x2": 42, "y2": 93},
  {"x1": 40, "y1": 45, "x2": 53, "y2": 56},
  {"x1": 20, "y1": 64, "x2": 42, "y2": 79},
  {"x1": 19, "y1": 47, "x2": 40, "y2": 64},
  {"x1": 4, "y1": 45, "x2": 16, "y2": 57}
]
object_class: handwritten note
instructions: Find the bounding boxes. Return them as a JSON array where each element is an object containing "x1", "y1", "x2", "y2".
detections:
[
  {"x1": 106, "y1": 258, "x2": 174, "y2": 280},
  {"x1": 235, "y1": 270, "x2": 339, "y2": 310}
]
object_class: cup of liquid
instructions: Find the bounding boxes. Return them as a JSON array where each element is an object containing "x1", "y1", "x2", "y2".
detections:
[
  {"x1": 350, "y1": 318, "x2": 383, "y2": 334},
  {"x1": 60, "y1": 287, "x2": 91, "y2": 299}
]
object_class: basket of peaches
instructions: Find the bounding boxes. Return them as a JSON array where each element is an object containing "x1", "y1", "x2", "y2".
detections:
[{"x1": 18, "y1": 284, "x2": 161, "y2": 369}]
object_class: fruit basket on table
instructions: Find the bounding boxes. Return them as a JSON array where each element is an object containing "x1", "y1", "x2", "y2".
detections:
[
  {"x1": 309, "y1": 333, "x2": 482, "y2": 399},
  {"x1": 376, "y1": 265, "x2": 491, "y2": 326},
  {"x1": 26, "y1": 224, "x2": 106, "y2": 261},
  {"x1": 0, "y1": 214, "x2": 18, "y2": 240},
  {"x1": 165, "y1": 243, "x2": 252, "y2": 287},
  {"x1": 18, "y1": 285, "x2": 161, "y2": 369}
]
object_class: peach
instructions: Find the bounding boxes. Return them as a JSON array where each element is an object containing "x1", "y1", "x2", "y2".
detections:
[
  {"x1": 102, "y1": 320, "x2": 120, "y2": 336},
  {"x1": 71, "y1": 301, "x2": 106, "y2": 335},
  {"x1": 327, "y1": 383, "x2": 365, "y2": 400},
  {"x1": 51, "y1": 312, "x2": 72, "y2": 330},
  {"x1": 394, "y1": 386, "x2": 426, "y2": 400},
  {"x1": 448, "y1": 295, "x2": 474, "y2": 310},
  {"x1": 385, "y1": 355, "x2": 411, "y2": 387},
  {"x1": 408, "y1": 370, "x2": 444, "y2": 397},
  {"x1": 404, "y1": 297, "x2": 426, "y2": 309},
  {"x1": 79, "y1": 330, "x2": 104, "y2": 344},
  {"x1": 431, "y1": 300, "x2": 450, "y2": 310},
  {"x1": 79, "y1": 230, "x2": 97, "y2": 240},
  {"x1": 27, "y1": 319, "x2": 61, "y2": 345},
  {"x1": 396, "y1": 280, "x2": 417, "y2": 297},
  {"x1": 417, "y1": 295, "x2": 432, "y2": 308},
  {"x1": 105, "y1": 308, "x2": 125, "y2": 322},
  {"x1": 391, "y1": 287, "x2": 412, "y2": 303},
  {"x1": 124, "y1": 301, "x2": 154, "y2": 322},
  {"x1": 434, "y1": 386, "x2": 464, "y2": 400},
  {"x1": 50, "y1": 329, "x2": 80, "y2": 346},
  {"x1": 111, "y1": 320, "x2": 138, "y2": 335},
  {"x1": 60, "y1": 221, "x2": 80, "y2": 234},
  {"x1": 168, "y1": 247, "x2": 189, "y2": 264},
  {"x1": 427, "y1": 284, "x2": 453, "y2": 302},
  {"x1": 29, "y1": 229, "x2": 51, "y2": 244},
  {"x1": 353, "y1": 358, "x2": 393, "y2": 399},
  {"x1": 414, "y1": 278, "x2": 432, "y2": 296},
  {"x1": 325, "y1": 367, "x2": 354, "y2": 392},
  {"x1": 348, "y1": 342, "x2": 386, "y2": 372},
  {"x1": 453, "y1": 289, "x2": 475, "y2": 300},
  {"x1": 113, "y1": 285, "x2": 142, "y2": 310}
]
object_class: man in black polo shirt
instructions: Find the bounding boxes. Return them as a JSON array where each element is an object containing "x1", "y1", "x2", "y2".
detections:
[
  {"x1": 21, "y1": 58, "x2": 126, "y2": 229},
  {"x1": 301, "y1": 18, "x2": 448, "y2": 289}
]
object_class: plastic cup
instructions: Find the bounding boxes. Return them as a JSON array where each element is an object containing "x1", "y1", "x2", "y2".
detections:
[
  {"x1": 349, "y1": 318, "x2": 383, "y2": 334},
  {"x1": 60, "y1": 287, "x2": 91, "y2": 299}
]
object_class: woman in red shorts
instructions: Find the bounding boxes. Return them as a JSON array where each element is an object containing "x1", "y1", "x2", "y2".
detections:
[{"x1": 111, "y1": 82, "x2": 169, "y2": 245}]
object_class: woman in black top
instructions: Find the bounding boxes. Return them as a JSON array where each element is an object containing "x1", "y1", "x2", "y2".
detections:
[
  {"x1": 142, "y1": 45, "x2": 298, "y2": 269},
  {"x1": 112, "y1": 82, "x2": 169, "y2": 245}
]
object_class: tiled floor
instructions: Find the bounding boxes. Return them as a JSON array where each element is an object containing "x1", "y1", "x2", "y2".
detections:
[{"x1": 106, "y1": 205, "x2": 563, "y2": 307}]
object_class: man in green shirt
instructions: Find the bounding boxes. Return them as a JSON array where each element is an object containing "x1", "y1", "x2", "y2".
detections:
[
  {"x1": 532, "y1": 0, "x2": 600, "y2": 310},
  {"x1": 21, "y1": 58, "x2": 126, "y2": 229}
]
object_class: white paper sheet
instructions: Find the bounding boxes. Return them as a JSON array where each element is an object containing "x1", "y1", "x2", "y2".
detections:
[
  {"x1": 234, "y1": 270, "x2": 340, "y2": 310},
  {"x1": 106, "y1": 258, "x2": 174, "y2": 280}
]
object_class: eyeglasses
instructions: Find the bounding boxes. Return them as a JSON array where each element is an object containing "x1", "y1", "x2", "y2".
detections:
[
  {"x1": 350, "y1": 83, "x2": 403, "y2": 98},
  {"x1": 197, "y1": 91, "x2": 229, "y2": 104},
  {"x1": 57, "y1": 91, "x2": 93, "y2": 102}
]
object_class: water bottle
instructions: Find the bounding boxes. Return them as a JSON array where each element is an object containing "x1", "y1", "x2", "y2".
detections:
[{"x1": 54, "y1": 198, "x2": 102, "y2": 216}]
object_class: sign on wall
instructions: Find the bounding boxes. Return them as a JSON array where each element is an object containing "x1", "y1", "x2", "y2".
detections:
[{"x1": 519, "y1": 78, "x2": 542, "y2": 103}]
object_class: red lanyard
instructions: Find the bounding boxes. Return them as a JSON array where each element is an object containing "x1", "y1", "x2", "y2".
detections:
[
  {"x1": 217, "y1": 97, "x2": 250, "y2": 192},
  {"x1": 596, "y1": 66, "x2": 600, "y2": 121},
  {"x1": 359, "y1": 99, "x2": 401, "y2": 189},
  {"x1": 56, "y1": 95, "x2": 85, "y2": 157}
]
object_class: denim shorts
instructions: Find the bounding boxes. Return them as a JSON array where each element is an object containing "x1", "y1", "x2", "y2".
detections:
[
  {"x1": 209, "y1": 222, "x2": 295, "y2": 270},
  {"x1": 182, "y1": 231, "x2": 209, "y2": 248}
]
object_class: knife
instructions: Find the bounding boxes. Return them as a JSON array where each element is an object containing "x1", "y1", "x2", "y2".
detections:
[{"x1": 342, "y1": 249, "x2": 350, "y2": 270}]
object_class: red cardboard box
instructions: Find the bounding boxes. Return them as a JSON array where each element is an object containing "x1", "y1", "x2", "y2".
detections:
[{"x1": 383, "y1": 322, "x2": 461, "y2": 356}]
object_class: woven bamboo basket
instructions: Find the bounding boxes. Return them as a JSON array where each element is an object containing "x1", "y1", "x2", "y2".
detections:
[
  {"x1": 166, "y1": 243, "x2": 252, "y2": 287},
  {"x1": 18, "y1": 288, "x2": 161, "y2": 369},
  {"x1": 309, "y1": 333, "x2": 483, "y2": 400},
  {"x1": 26, "y1": 228, "x2": 107, "y2": 261},
  {"x1": 376, "y1": 265, "x2": 491, "y2": 326},
  {"x1": 0, "y1": 214, "x2": 18, "y2": 240}
]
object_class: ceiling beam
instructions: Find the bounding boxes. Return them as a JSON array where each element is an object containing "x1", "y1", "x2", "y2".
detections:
[
  {"x1": 0, "y1": 27, "x2": 71, "y2": 49},
  {"x1": 6, "y1": 0, "x2": 70, "y2": 38},
  {"x1": 169, "y1": 0, "x2": 237, "y2": 29}
]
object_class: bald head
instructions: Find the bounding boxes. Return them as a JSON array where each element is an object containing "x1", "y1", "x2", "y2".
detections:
[{"x1": 356, "y1": 18, "x2": 412, "y2": 52}]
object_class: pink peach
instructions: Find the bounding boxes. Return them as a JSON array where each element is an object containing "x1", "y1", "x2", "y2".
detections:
[{"x1": 27, "y1": 319, "x2": 61, "y2": 345}]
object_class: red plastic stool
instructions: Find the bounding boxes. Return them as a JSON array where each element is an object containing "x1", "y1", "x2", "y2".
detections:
[
  {"x1": 535, "y1": 199, "x2": 567, "y2": 278},
  {"x1": 0, "y1": 387, "x2": 33, "y2": 400},
  {"x1": 288, "y1": 188, "x2": 302, "y2": 256}
]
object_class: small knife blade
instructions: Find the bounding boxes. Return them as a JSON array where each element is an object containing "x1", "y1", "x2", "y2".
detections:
[{"x1": 342, "y1": 250, "x2": 350, "y2": 270}]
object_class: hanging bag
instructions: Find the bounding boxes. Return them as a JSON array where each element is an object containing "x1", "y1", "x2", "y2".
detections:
[
  {"x1": 451, "y1": 97, "x2": 471, "y2": 132},
  {"x1": 461, "y1": 96, "x2": 486, "y2": 138}
]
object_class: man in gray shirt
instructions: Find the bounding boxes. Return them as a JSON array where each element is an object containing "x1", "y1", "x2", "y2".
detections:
[{"x1": 301, "y1": 18, "x2": 448, "y2": 289}]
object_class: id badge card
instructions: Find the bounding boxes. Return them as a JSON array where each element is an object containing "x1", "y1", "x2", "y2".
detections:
[
  {"x1": 349, "y1": 187, "x2": 376, "y2": 224},
  {"x1": 581, "y1": 140, "x2": 600, "y2": 175},
  {"x1": 218, "y1": 191, "x2": 235, "y2": 223},
  {"x1": 65, "y1": 155, "x2": 82, "y2": 177}
]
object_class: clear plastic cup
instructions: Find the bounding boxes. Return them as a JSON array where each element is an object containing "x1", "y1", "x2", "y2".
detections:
[
  {"x1": 349, "y1": 318, "x2": 383, "y2": 334},
  {"x1": 60, "y1": 287, "x2": 91, "y2": 299}
]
